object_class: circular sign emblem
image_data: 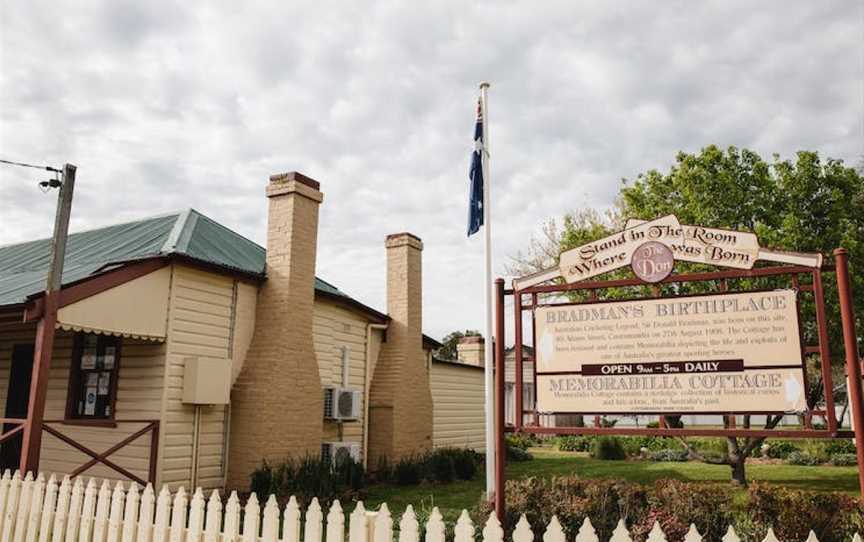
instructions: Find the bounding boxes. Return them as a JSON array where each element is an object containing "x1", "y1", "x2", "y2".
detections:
[{"x1": 631, "y1": 241, "x2": 674, "y2": 283}]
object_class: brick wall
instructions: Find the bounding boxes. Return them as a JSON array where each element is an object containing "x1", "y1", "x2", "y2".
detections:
[
  {"x1": 367, "y1": 233, "x2": 433, "y2": 466},
  {"x1": 456, "y1": 335, "x2": 485, "y2": 366},
  {"x1": 227, "y1": 172, "x2": 324, "y2": 489}
]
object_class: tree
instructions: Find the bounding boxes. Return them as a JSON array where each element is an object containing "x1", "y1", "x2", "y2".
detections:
[
  {"x1": 435, "y1": 329, "x2": 481, "y2": 361},
  {"x1": 516, "y1": 145, "x2": 864, "y2": 485}
]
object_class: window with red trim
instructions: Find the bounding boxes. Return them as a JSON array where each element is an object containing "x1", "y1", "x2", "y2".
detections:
[{"x1": 67, "y1": 334, "x2": 121, "y2": 420}]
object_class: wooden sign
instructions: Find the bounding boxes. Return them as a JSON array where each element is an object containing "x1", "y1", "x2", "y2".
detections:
[{"x1": 534, "y1": 289, "x2": 806, "y2": 414}]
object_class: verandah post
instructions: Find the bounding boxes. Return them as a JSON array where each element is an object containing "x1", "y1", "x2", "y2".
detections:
[
  {"x1": 834, "y1": 248, "x2": 864, "y2": 494},
  {"x1": 21, "y1": 163, "x2": 76, "y2": 475}
]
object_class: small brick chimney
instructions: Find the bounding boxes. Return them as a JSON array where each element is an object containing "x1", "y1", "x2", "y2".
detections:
[
  {"x1": 367, "y1": 233, "x2": 433, "y2": 466},
  {"x1": 456, "y1": 335, "x2": 485, "y2": 366},
  {"x1": 227, "y1": 172, "x2": 324, "y2": 489}
]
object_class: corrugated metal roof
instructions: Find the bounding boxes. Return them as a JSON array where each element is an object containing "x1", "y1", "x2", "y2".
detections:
[{"x1": 0, "y1": 209, "x2": 353, "y2": 307}]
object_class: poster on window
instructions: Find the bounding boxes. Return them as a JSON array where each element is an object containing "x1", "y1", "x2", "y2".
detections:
[
  {"x1": 84, "y1": 387, "x2": 98, "y2": 415},
  {"x1": 98, "y1": 373, "x2": 110, "y2": 395},
  {"x1": 103, "y1": 346, "x2": 116, "y2": 369},
  {"x1": 86, "y1": 373, "x2": 98, "y2": 386},
  {"x1": 82, "y1": 337, "x2": 97, "y2": 369}
]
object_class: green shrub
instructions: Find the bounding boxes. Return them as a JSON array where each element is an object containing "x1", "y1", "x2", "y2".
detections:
[
  {"x1": 377, "y1": 448, "x2": 480, "y2": 485},
  {"x1": 685, "y1": 437, "x2": 728, "y2": 455},
  {"x1": 764, "y1": 440, "x2": 799, "y2": 459},
  {"x1": 427, "y1": 451, "x2": 455, "y2": 483},
  {"x1": 647, "y1": 449, "x2": 689, "y2": 462},
  {"x1": 748, "y1": 483, "x2": 864, "y2": 542},
  {"x1": 475, "y1": 476, "x2": 649, "y2": 540},
  {"x1": 622, "y1": 436, "x2": 680, "y2": 456},
  {"x1": 478, "y1": 476, "x2": 863, "y2": 542},
  {"x1": 825, "y1": 439, "x2": 857, "y2": 455},
  {"x1": 507, "y1": 445, "x2": 533, "y2": 462},
  {"x1": 375, "y1": 455, "x2": 393, "y2": 483},
  {"x1": 394, "y1": 455, "x2": 424, "y2": 485},
  {"x1": 830, "y1": 453, "x2": 858, "y2": 466},
  {"x1": 555, "y1": 436, "x2": 593, "y2": 452},
  {"x1": 450, "y1": 449, "x2": 480, "y2": 480},
  {"x1": 801, "y1": 440, "x2": 831, "y2": 463},
  {"x1": 639, "y1": 479, "x2": 734, "y2": 541},
  {"x1": 249, "y1": 454, "x2": 366, "y2": 508},
  {"x1": 590, "y1": 436, "x2": 626, "y2": 460},
  {"x1": 505, "y1": 433, "x2": 535, "y2": 450},
  {"x1": 787, "y1": 451, "x2": 822, "y2": 466}
]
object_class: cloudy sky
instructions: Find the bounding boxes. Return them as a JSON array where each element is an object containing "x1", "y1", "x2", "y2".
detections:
[{"x1": 1, "y1": 1, "x2": 862, "y2": 340}]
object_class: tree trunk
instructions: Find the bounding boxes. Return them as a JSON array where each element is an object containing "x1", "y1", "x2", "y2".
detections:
[{"x1": 729, "y1": 454, "x2": 747, "y2": 485}]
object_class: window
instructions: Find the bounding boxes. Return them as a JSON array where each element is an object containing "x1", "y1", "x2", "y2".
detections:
[{"x1": 67, "y1": 334, "x2": 121, "y2": 420}]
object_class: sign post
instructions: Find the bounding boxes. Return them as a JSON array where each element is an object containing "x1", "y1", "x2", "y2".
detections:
[
  {"x1": 494, "y1": 217, "x2": 864, "y2": 521},
  {"x1": 834, "y1": 248, "x2": 864, "y2": 491}
]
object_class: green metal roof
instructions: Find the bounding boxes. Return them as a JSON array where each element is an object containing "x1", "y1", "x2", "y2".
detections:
[{"x1": 0, "y1": 209, "x2": 353, "y2": 308}]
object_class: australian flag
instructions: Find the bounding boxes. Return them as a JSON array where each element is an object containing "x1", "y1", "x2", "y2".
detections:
[{"x1": 467, "y1": 98, "x2": 484, "y2": 236}]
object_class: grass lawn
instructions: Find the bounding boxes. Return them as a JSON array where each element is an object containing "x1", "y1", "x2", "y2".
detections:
[{"x1": 364, "y1": 448, "x2": 860, "y2": 521}]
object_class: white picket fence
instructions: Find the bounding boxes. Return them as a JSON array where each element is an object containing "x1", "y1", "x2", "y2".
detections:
[{"x1": 0, "y1": 470, "x2": 859, "y2": 542}]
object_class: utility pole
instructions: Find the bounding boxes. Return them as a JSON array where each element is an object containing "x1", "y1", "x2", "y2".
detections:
[{"x1": 20, "y1": 163, "x2": 76, "y2": 474}]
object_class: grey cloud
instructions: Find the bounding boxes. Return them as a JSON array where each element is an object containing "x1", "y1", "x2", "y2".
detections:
[{"x1": 1, "y1": 0, "x2": 861, "y2": 339}]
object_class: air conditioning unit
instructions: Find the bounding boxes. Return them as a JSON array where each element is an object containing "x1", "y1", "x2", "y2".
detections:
[
  {"x1": 321, "y1": 442, "x2": 361, "y2": 464},
  {"x1": 323, "y1": 387, "x2": 361, "y2": 420}
]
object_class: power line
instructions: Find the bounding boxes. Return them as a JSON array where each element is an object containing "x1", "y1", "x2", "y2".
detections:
[{"x1": 0, "y1": 158, "x2": 62, "y2": 173}]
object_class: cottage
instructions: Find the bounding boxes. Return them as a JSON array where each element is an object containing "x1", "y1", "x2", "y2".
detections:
[{"x1": 0, "y1": 171, "x2": 467, "y2": 491}]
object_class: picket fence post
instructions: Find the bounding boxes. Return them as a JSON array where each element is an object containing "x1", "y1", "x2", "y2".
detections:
[
  {"x1": 203, "y1": 491, "x2": 221, "y2": 542},
  {"x1": 305, "y1": 498, "x2": 323, "y2": 542},
  {"x1": 261, "y1": 495, "x2": 280, "y2": 542},
  {"x1": 5, "y1": 472, "x2": 864, "y2": 542},
  {"x1": 372, "y1": 503, "x2": 391, "y2": 542},
  {"x1": 682, "y1": 524, "x2": 703, "y2": 542},
  {"x1": 36, "y1": 474, "x2": 57, "y2": 542},
  {"x1": 481, "y1": 513, "x2": 503, "y2": 542},
  {"x1": 222, "y1": 491, "x2": 240, "y2": 542},
  {"x1": 23, "y1": 472, "x2": 45, "y2": 542},
  {"x1": 608, "y1": 519, "x2": 631, "y2": 542},
  {"x1": 453, "y1": 510, "x2": 474, "y2": 542},
  {"x1": 282, "y1": 496, "x2": 300, "y2": 542},
  {"x1": 241, "y1": 493, "x2": 259, "y2": 542},
  {"x1": 187, "y1": 488, "x2": 206, "y2": 542},
  {"x1": 2, "y1": 471, "x2": 23, "y2": 542},
  {"x1": 396, "y1": 505, "x2": 417, "y2": 542}
]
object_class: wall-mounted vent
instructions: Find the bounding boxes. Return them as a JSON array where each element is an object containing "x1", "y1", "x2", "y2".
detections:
[
  {"x1": 321, "y1": 442, "x2": 361, "y2": 464},
  {"x1": 323, "y1": 387, "x2": 361, "y2": 420}
]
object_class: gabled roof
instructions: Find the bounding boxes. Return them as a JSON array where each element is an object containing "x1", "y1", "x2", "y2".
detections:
[{"x1": 0, "y1": 209, "x2": 363, "y2": 312}]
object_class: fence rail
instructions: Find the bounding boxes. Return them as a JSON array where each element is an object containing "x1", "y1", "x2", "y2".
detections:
[{"x1": 0, "y1": 470, "x2": 858, "y2": 542}]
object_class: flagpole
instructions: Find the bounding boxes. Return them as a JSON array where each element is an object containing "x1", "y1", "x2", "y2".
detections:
[{"x1": 479, "y1": 81, "x2": 496, "y2": 499}]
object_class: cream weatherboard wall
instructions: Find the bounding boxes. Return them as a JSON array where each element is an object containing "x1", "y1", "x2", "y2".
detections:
[
  {"x1": 0, "y1": 260, "x2": 426, "y2": 488},
  {"x1": 162, "y1": 265, "x2": 384, "y2": 488},
  {"x1": 0, "y1": 328, "x2": 165, "y2": 484},
  {"x1": 429, "y1": 361, "x2": 485, "y2": 452},
  {"x1": 158, "y1": 264, "x2": 258, "y2": 491},
  {"x1": 313, "y1": 301, "x2": 374, "y2": 454}
]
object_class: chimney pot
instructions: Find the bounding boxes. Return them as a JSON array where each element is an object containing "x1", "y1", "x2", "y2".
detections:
[
  {"x1": 385, "y1": 232, "x2": 423, "y2": 250},
  {"x1": 269, "y1": 171, "x2": 321, "y2": 190}
]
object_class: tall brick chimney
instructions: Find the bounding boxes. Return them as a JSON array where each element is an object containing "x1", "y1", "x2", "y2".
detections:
[
  {"x1": 227, "y1": 172, "x2": 324, "y2": 489},
  {"x1": 456, "y1": 335, "x2": 485, "y2": 366},
  {"x1": 367, "y1": 233, "x2": 433, "y2": 466}
]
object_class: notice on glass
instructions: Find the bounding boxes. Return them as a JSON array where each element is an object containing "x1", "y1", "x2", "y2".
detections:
[
  {"x1": 84, "y1": 387, "x2": 98, "y2": 415},
  {"x1": 98, "y1": 373, "x2": 110, "y2": 395},
  {"x1": 535, "y1": 289, "x2": 806, "y2": 414},
  {"x1": 103, "y1": 346, "x2": 116, "y2": 369}
]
